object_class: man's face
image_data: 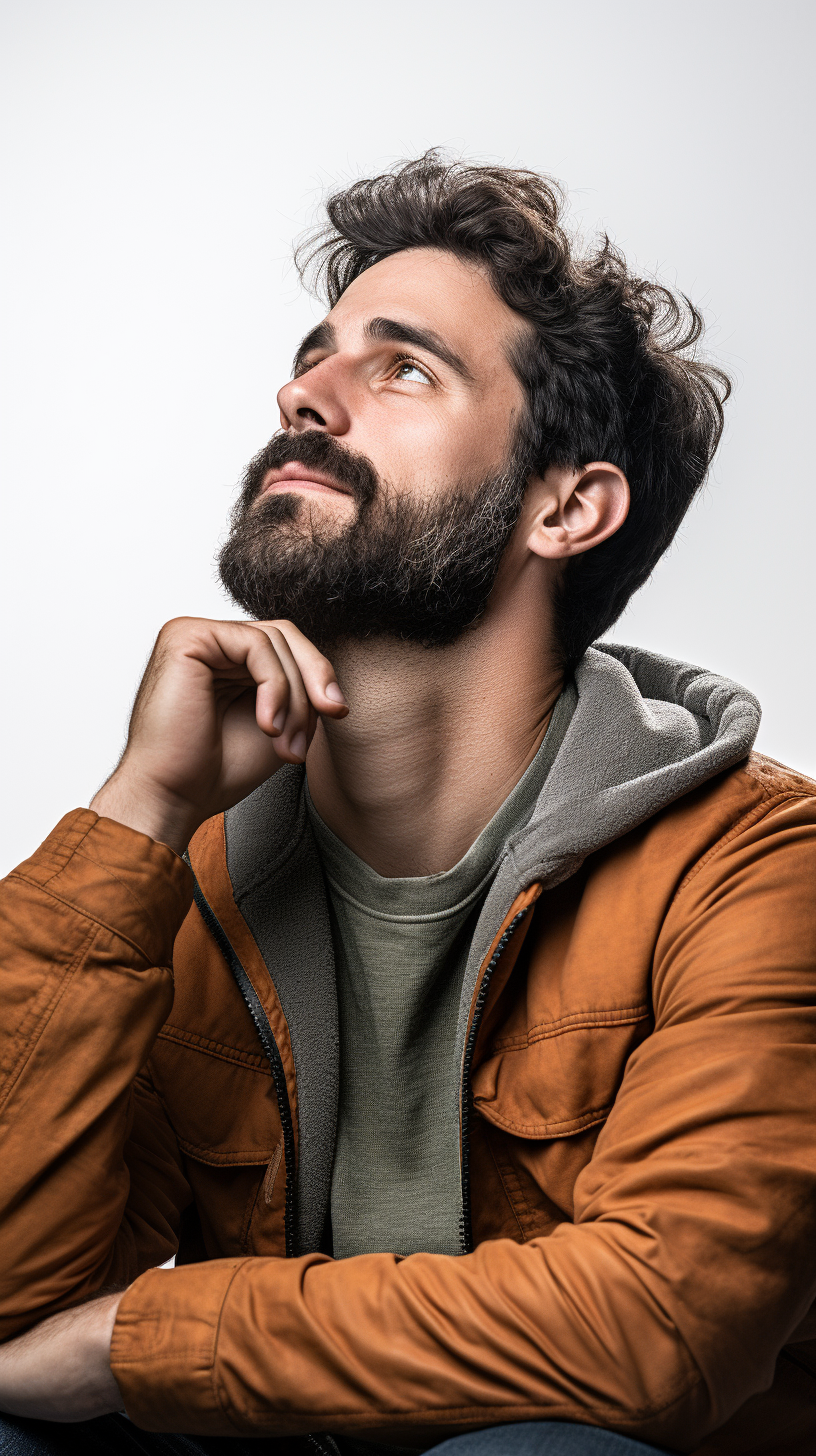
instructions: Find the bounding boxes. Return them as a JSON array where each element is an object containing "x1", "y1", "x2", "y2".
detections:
[{"x1": 219, "y1": 248, "x2": 534, "y2": 648}]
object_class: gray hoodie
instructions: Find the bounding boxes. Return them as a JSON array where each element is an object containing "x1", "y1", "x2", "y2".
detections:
[{"x1": 221, "y1": 643, "x2": 761, "y2": 1257}]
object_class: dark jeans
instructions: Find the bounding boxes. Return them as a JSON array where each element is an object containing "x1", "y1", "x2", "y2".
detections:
[{"x1": 0, "y1": 1415, "x2": 667, "y2": 1456}]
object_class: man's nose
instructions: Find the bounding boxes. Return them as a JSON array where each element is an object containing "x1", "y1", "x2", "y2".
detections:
[{"x1": 277, "y1": 361, "x2": 351, "y2": 435}]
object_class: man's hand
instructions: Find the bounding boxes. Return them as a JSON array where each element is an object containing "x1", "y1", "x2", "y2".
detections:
[
  {"x1": 90, "y1": 617, "x2": 348, "y2": 853},
  {"x1": 0, "y1": 1294, "x2": 124, "y2": 1423}
]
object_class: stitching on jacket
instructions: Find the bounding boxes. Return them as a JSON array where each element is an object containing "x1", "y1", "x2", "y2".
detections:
[
  {"x1": 239, "y1": 1167, "x2": 266, "y2": 1252},
  {"x1": 674, "y1": 789, "x2": 816, "y2": 896},
  {"x1": 223, "y1": 1376, "x2": 704, "y2": 1427},
  {"x1": 7, "y1": 812, "x2": 99, "y2": 886},
  {"x1": 210, "y1": 1259, "x2": 261, "y2": 1433},
  {"x1": 474, "y1": 1102, "x2": 613, "y2": 1137},
  {"x1": 491, "y1": 1004, "x2": 650, "y2": 1052},
  {"x1": 0, "y1": 920, "x2": 99, "y2": 1109},
  {"x1": 484, "y1": 1134, "x2": 529, "y2": 1236},
  {"x1": 72, "y1": 843, "x2": 187, "y2": 935},
  {"x1": 3, "y1": 872, "x2": 170, "y2": 964},
  {"x1": 176, "y1": 1136, "x2": 276, "y2": 1165},
  {"x1": 156, "y1": 1024, "x2": 271, "y2": 1073}
]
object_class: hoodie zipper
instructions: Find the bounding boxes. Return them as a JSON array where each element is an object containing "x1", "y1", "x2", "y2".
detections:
[
  {"x1": 459, "y1": 906, "x2": 530, "y2": 1256},
  {"x1": 190, "y1": 876, "x2": 297, "y2": 1257}
]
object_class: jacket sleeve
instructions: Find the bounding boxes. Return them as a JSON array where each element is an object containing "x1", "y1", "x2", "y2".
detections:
[
  {"x1": 0, "y1": 809, "x2": 194, "y2": 1339},
  {"x1": 110, "y1": 792, "x2": 816, "y2": 1453}
]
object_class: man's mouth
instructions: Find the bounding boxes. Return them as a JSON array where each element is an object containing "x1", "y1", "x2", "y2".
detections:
[{"x1": 260, "y1": 463, "x2": 351, "y2": 499}]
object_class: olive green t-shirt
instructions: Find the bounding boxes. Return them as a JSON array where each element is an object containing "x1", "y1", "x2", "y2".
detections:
[{"x1": 305, "y1": 686, "x2": 576, "y2": 1260}]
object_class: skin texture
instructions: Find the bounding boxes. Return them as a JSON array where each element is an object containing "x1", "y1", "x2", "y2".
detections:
[
  {"x1": 0, "y1": 1294, "x2": 123, "y2": 1421},
  {"x1": 0, "y1": 245, "x2": 628, "y2": 1418}
]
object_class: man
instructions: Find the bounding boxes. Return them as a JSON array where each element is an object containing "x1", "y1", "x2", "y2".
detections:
[{"x1": 0, "y1": 155, "x2": 814, "y2": 1456}]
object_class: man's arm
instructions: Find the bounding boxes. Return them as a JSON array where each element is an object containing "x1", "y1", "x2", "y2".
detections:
[
  {"x1": 0, "y1": 617, "x2": 348, "y2": 1404},
  {"x1": 0, "y1": 1296, "x2": 124, "y2": 1422},
  {"x1": 0, "y1": 809, "x2": 194, "y2": 1341}
]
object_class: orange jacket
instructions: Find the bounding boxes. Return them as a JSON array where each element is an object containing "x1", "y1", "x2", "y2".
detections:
[{"x1": 1, "y1": 651, "x2": 815, "y2": 1454}]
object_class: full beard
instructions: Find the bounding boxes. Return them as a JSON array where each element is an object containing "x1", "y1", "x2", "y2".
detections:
[{"x1": 217, "y1": 431, "x2": 530, "y2": 652}]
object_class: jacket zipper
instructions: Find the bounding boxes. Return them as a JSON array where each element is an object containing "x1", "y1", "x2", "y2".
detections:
[
  {"x1": 306, "y1": 1436, "x2": 343, "y2": 1456},
  {"x1": 459, "y1": 906, "x2": 530, "y2": 1256},
  {"x1": 190, "y1": 875, "x2": 297, "y2": 1257}
]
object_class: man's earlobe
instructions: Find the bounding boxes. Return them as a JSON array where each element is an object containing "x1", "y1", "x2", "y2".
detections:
[{"x1": 526, "y1": 462, "x2": 630, "y2": 561}]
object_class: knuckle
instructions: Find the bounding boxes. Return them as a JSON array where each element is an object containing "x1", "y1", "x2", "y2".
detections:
[
  {"x1": 159, "y1": 615, "x2": 192, "y2": 638},
  {"x1": 158, "y1": 615, "x2": 205, "y2": 649}
]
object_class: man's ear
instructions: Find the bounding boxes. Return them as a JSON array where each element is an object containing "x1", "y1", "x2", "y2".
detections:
[{"x1": 526, "y1": 462, "x2": 630, "y2": 560}]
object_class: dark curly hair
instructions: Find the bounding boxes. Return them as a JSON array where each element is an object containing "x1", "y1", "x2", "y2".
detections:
[{"x1": 295, "y1": 151, "x2": 730, "y2": 666}]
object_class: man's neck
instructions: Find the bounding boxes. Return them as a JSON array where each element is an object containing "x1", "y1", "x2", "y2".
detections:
[{"x1": 305, "y1": 594, "x2": 563, "y2": 878}]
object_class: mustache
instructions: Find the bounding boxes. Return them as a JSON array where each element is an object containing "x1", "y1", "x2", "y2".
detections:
[{"x1": 242, "y1": 430, "x2": 380, "y2": 511}]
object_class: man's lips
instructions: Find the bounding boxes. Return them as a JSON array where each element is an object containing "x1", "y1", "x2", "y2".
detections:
[{"x1": 260, "y1": 463, "x2": 351, "y2": 498}]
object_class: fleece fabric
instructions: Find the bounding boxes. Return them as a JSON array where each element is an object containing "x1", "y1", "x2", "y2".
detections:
[
  {"x1": 221, "y1": 642, "x2": 764, "y2": 1257},
  {"x1": 304, "y1": 683, "x2": 578, "y2": 1259}
]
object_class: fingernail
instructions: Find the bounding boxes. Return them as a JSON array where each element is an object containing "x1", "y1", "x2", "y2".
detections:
[
  {"x1": 290, "y1": 731, "x2": 307, "y2": 760},
  {"x1": 272, "y1": 710, "x2": 286, "y2": 733},
  {"x1": 325, "y1": 682, "x2": 348, "y2": 706}
]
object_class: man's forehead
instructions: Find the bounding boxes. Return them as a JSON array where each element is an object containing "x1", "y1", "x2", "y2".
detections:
[{"x1": 302, "y1": 247, "x2": 526, "y2": 373}]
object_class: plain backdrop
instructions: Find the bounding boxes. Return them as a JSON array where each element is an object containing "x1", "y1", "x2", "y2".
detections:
[{"x1": 1, "y1": 0, "x2": 814, "y2": 873}]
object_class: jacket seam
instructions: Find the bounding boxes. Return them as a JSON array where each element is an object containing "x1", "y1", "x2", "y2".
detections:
[
  {"x1": 0, "y1": 920, "x2": 99, "y2": 1109},
  {"x1": 73, "y1": 843, "x2": 183, "y2": 929},
  {"x1": 474, "y1": 1103, "x2": 612, "y2": 1137},
  {"x1": 239, "y1": 1168, "x2": 265, "y2": 1252},
  {"x1": 210, "y1": 1259, "x2": 263, "y2": 1433},
  {"x1": 177, "y1": 1138, "x2": 276, "y2": 1165},
  {"x1": 12, "y1": 814, "x2": 98, "y2": 882},
  {"x1": 223, "y1": 1376, "x2": 703, "y2": 1427},
  {"x1": 4, "y1": 871, "x2": 174, "y2": 964},
  {"x1": 674, "y1": 789, "x2": 815, "y2": 896},
  {"x1": 156, "y1": 1024, "x2": 271, "y2": 1073},
  {"x1": 11, "y1": 838, "x2": 186, "y2": 937},
  {"x1": 491, "y1": 1005, "x2": 650, "y2": 1052},
  {"x1": 483, "y1": 1133, "x2": 527, "y2": 1238}
]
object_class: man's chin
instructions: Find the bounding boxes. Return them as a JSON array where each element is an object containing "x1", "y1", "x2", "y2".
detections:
[{"x1": 253, "y1": 486, "x2": 356, "y2": 527}]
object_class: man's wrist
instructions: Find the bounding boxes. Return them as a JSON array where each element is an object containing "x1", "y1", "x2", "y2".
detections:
[
  {"x1": 90, "y1": 772, "x2": 201, "y2": 856},
  {"x1": 0, "y1": 1292, "x2": 126, "y2": 1423}
]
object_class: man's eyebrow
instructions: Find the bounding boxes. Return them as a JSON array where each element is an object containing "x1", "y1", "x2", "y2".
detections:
[
  {"x1": 292, "y1": 314, "x2": 475, "y2": 383},
  {"x1": 292, "y1": 320, "x2": 337, "y2": 374},
  {"x1": 365, "y1": 316, "x2": 474, "y2": 382}
]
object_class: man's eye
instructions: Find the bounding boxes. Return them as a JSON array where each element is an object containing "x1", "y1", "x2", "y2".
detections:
[{"x1": 395, "y1": 360, "x2": 431, "y2": 384}]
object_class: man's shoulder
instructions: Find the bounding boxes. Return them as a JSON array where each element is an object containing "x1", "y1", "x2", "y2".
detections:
[
  {"x1": 553, "y1": 748, "x2": 816, "y2": 932},
  {"x1": 650, "y1": 748, "x2": 816, "y2": 859},
  {"x1": 737, "y1": 749, "x2": 816, "y2": 803}
]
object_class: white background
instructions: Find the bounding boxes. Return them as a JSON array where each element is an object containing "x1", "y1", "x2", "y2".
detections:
[{"x1": 1, "y1": 0, "x2": 814, "y2": 873}]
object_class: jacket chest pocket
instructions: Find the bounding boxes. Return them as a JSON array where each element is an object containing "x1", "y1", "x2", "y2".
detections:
[
  {"x1": 471, "y1": 1008, "x2": 650, "y2": 1238},
  {"x1": 148, "y1": 1033, "x2": 288, "y2": 1258},
  {"x1": 181, "y1": 1148, "x2": 286, "y2": 1258}
]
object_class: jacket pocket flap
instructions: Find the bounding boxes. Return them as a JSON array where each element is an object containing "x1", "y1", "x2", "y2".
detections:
[
  {"x1": 148, "y1": 1028, "x2": 281, "y2": 1165},
  {"x1": 472, "y1": 1007, "x2": 650, "y2": 1138}
]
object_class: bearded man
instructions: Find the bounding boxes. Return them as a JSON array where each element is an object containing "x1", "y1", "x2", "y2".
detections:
[{"x1": 0, "y1": 155, "x2": 814, "y2": 1456}]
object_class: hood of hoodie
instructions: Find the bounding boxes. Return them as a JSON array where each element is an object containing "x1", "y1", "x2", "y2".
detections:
[{"x1": 223, "y1": 643, "x2": 761, "y2": 1254}]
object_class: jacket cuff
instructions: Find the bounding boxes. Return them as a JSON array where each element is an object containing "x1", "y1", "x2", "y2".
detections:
[
  {"x1": 9, "y1": 809, "x2": 193, "y2": 966},
  {"x1": 111, "y1": 1261, "x2": 247, "y2": 1435}
]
